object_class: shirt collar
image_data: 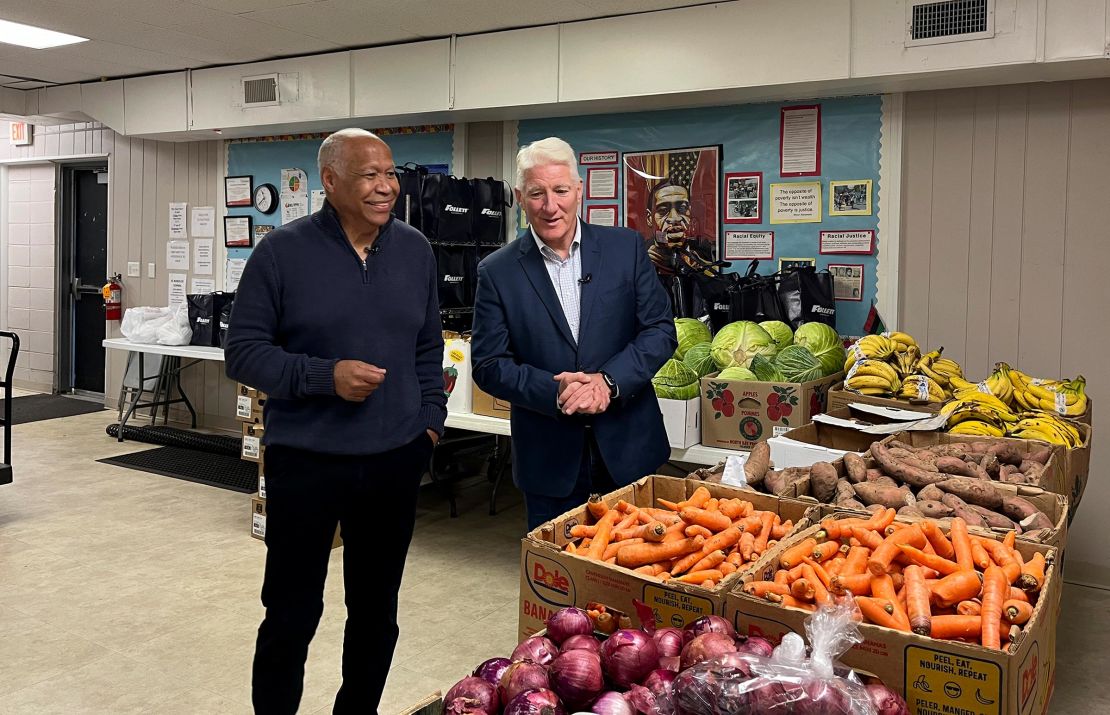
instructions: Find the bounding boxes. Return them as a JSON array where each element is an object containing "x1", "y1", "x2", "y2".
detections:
[{"x1": 531, "y1": 218, "x2": 582, "y2": 260}]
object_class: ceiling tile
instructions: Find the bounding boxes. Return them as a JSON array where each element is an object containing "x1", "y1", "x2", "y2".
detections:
[
  {"x1": 189, "y1": 0, "x2": 325, "y2": 14},
  {"x1": 163, "y1": 15, "x2": 342, "y2": 54},
  {"x1": 241, "y1": 2, "x2": 412, "y2": 47}
]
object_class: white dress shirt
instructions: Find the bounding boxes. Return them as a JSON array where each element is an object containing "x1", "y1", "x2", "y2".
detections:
[{"x1": 532, "y1": 220, "x2": 583, "y2": 344}]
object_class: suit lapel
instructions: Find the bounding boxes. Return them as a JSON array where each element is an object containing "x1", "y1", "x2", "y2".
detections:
[
  {"x1": 577, "y1": 224, "x2": 603, "y2": 341},
  {"x1": 518, "y1": 237, "x2": 577, "y2": 349}
]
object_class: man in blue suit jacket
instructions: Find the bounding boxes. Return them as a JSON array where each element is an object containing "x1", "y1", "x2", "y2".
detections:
[{"x1": 472, "y1": 137, "x2": 677, "y2": 530}]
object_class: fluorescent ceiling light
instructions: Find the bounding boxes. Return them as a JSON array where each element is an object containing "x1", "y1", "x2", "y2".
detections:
[{"x1": 0, "y1": 18, "x2": 88, "y2": 49}]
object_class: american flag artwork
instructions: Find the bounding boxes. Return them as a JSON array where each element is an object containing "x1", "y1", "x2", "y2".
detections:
[{"x1": 623, "y1": 145, "x2": 721, "y2": 260}]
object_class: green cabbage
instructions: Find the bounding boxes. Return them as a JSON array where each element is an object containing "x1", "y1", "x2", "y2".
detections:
[
  {"x1": 817, "y1": 345, "x2": 847, "y2": 376},
  {"x1": 674, "y1": 318, "x2": 712, "y2": 360},
  {"x1": 718, "y1": 366, "x2": 758, "y2": 381},
  {"x1": 683, "y1": 342, "x2": 716, "y2": 378},
  {"x1": 794, "y1": 322, "x2": 845, "y2": 377},
  {"x1": 775, "y1": 345, "x2": 825, "y2": 383},
  {"x1": 749, "y1": 355, "x2": 785, "y2": 382},
  {"x1": 759, "y1": 321, "x2": 794, "y2": 351},
  {"x1": 652, "y1": 359, "x2": 700, "y2": 399},
  {"x1": 710, "y1": 321, "x2": 778, "y2": 370}
]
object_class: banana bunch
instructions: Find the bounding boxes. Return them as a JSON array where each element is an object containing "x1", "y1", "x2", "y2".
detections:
[
  {"x1": 899, "y1": 374, "x2": 946, "y2": 403},
  {"x1": 948, "y1": 419, "x2": 1005, "y2": 438},
  {"x1": 1010, "y1": 369, "x2": 1088, "y2": 417},
  {"x1": 885, "y1": 331, "x2": 919, "y2": 354},
  {"x1": 914, "y1": 349, "x2": 952, "y2": 391},
  {"x1": 844, "y1": 359, "x2": 901, "y2": 396},
  {"x1": 843, "y1": 335, "x2": 897, "y2": 372},
  {"x1": 1006, "y1": 412, "x2": 1084, "y2": 447},
  {"x1": 892, "y1": 345, "x2": 921, "y2": 380},
  {"x1": 942, "y1": 394, "x2": 1018, "y2": 432}
]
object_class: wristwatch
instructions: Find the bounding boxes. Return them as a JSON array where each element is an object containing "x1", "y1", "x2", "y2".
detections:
[{"x1": 600, "y1": 371, "x2": 619, "y2": 399}]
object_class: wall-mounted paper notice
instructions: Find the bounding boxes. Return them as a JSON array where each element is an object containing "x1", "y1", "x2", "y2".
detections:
[
  {"x1": 280, "y1": 168, "x2": 309, "y2": 225},
  {"x1": 225, "y1": 258, "x2": 247, "y2": 292},
  {"x1": 190, "y1": 207, "x2": 216, "y2": 237},
  {"x1": 193, "y1": 238, "x2": 214, "y2": 275},
  {"x1": 168, "y1": 273, "x2": 187, "y2": 307},
  {"x1": 190, "y1": 278, "x2": 216, "y2": 294},
  {"x1": 166, "y1": 240, "x2": 189, "y2": 270},
  {"x1": 169, "y1": 202, "x2": 188, "y2": 239},
  {"x1": 311, "y1": 189, "x2": 326, "y2": 213}
]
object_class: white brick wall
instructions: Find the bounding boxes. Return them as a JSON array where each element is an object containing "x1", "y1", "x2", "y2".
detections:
[{"x1": 6, "y1": 162, "x2": 55, "y2": 392}]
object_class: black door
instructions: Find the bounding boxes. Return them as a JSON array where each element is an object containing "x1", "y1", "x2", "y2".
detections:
[{"x1": 67, "y1": 168, "x2": 108, "y2": 394}]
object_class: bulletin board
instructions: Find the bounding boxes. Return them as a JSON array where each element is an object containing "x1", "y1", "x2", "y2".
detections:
[
  {"x1": 518, "y1": 96, "x2": 881, "y2": 334},
  {"x1": 224, "y1": 126, "x2": 456, "y2": 262}
]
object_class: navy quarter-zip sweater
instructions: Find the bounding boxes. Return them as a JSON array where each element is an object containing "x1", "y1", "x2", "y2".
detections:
[{"x1": 225, "y1": 202, "x2": 447, "y2": 456}]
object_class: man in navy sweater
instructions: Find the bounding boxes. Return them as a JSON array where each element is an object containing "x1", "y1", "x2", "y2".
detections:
[{"x1": 225, "y1": 128, "x2": 446, "y2": 714}]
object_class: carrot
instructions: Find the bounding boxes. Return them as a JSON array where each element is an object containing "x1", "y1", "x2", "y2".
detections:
[
  {"x1": 832, "y1": 573, "x2": 872, "y2": 596},
  {"x1": 850, "y1": 526, "x2": 884, "y2": 551},
  {"x1": 587, "y1": 494, "x2": 608, "y2": 519},
  {"x1": 932, "y1": 570, "x2": 983, "y2": 608},
  {"x1": 792, "y1": 578, "x2": 816, "y2": 601},
  {"x1": 970, "y1": 540, "x2": 991, "y2": 571},
  {"x1": 856, "y1": 596, "x2": 909, "y2": 631},
  {"x1": 921, "y1": 521, "x2": 956, "y2": 560},
  {"x1": 585, "y1": 510, "x2": 621, "y2": 560},
  {"x1": 904, "y1": 565, "x2": 932, "y2": 636},
  {"x1": 633, "y1": 565, "x2": 656, "y2": 576},
  {"x1": 802, "y1": 564, "x2": 831, "y2": 605},
  {"x1": 614, "y1": 521, "x2": 667, "y2": 543},
  {"x1": 957, "y1": 600, "x2": 982, "y2": 617},
  {"x1": 1003, "y1": 599, "x2": 1034, "y2": 626},
  {"x1": 1020, "y1": 552, "x2": 1046, "y2": 593},
  {"x1": 803, "y1": 557, "x2": 834, "y2": 592},
  {"x1": 684, "y1": 487, "x2": 712, "y2": 509},
  {"x1": 565, "y1": 541, "x2": 578, "y2": 555},
  {"x1": 768, "y1": 593, "x2": 816, "y2": 611},
  {"x1": 780, "y1": 538, "x2": 818, "y2": 570},
  {"x1": 976, "y1": 538, "x2": 1022, "y2": 585},
  {"x1": 701, "y1": 579, "x2": 717, "y2": 588},
  {"x1": 868, "y1": 525, "x2": 926, "y2": 577},
  {"x1": 603, "y1": 537, "x2": 642, "y2": 560},
  {"x1": 812, "y1": 541, "x2": 841, "y2": 563},
  {"x1": 684, "y1": 524, "x2": 713, "y2": 539},
  {"x1": 1008, "y1": 587, "x2": 1029, "y2": 603},
  {"x1": 774, "y1": 569, "x2": 791, "y2": 586},
  {"x1": 897, "y1": 544, "x2": 961, "y2": 576},
  {"x1": 771, "y1": 519, "x2": 792, "y2": 540},
  {"x1": 616, "y1": 536, "x2": 705, "y2": 568},
  {"x1": 872, "y1": 574, "x2": 910, "y2": 630},
  {"x1": 826, "y1": 556, "x2": 847, "y2": 578},
  {"x1": 921, "y1": 539, "x2": 936, "y2": 556},
  {"x1": 738, "y1": 531, "x2": 756, "y2": 562},
  {"x1": 615, "y1": 511, "x2": 639, "y2": 532},
  {"x1": 569, "y1": 524, "x2": 598, "y2": 539},
  {"x1": 703, "y1": 526, "x2": 743, "y2": 554},
  {"x1": 949, "y1": 518, "x2": 974, "y2": 571},
  {"x1": 1002, "y1": 530, "x2": 1016, "y2": 550},
  {"x1": 704, "y1": 498, "x2": 719, "y2": 512},
  {"x1": 980, "y1": 566, "x2": 1008, "y2": 650},
  {"x1": 691, "y1": 550, "x2": 728, "y2": 574},
  {"x1": 641, "y1": 508, "x2": 683, "y2": 525},
  {"x1": 727, "y1": 551, "x2": 743, "y2": 567},
  {"x1": 930, "y1": 615, "x2": 982, "y2": 641},
  {"x1": 680, "y1": 507, "x2": 732, "y2": 532},
  {"x1": 604, "y1": 557, "x2": 617, "y2": 564},
  {"x1": 753, "y1": 512, "x2": 776, "y2": 554},
  {"x1": 676, "y1": 569, "x2": 724, "y2": 584},
  {"x1": 843, "y1": 546, "x2": 870, "y2": 576},
  {"x1": 719, "y1": 562, "x2": 737, "y2": 577},
  {"x1": 744, "y1": 580, "x2": 790, "y2": 599},
  {"x1": 614, "y1": 499, "x2": 635, "y2": 513}
]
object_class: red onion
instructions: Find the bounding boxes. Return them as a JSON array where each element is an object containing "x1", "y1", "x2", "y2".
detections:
[
  {"x1": 658, "y1": 655, "x2": 680, "y2": 672},
  {"x1": 503, "y1": 688, "x2": 565, "y2": 715},
  {"x1": 500, "y1": 661, "x2": 550, "y2": 704},
  {"x1": 590, "y1": 691, "x2": 634, "y2": 715},
  {"x1": 545, "y1": 607, "x2": 593, "y2": 644},
  {"x1": 866, "y1": 683, "x2": 909, "y2": 715},
  {"x1": 682, "y1": 615, "x2": 736, "y2": 642},
  {"x1": 627, "y1": 670, "x2": 675, "y2": 715},
  {"x1": 800, "y1": 679, "x2": 852, "y2": 713},
  {"x1": 680, "y1": 632, "x2": 737, "y2": 669},
  {"x1": 444, "y1": 676, "x2": 499, "y2": 715},
  {"x1": 735, "y1": 635, "x2": 774, "y2": 659},
  {"x1": 512, "y1": 636, "x2": 560, "y2": 666},
  {"x1": 599, "y1": 629, "x2": 659, "y2": 689},
  {"x1": 651, "y1": 628, "x2": 684, "y2": 659},
  {"x1": 561, "y1": 634, "x2": 601, "y2": 654},
  {"x1": 473, "y1": 657, "x2": 512, "y2": 689},
  {"x1": 548, "y1": 650, "x2": 604, "y2": 707}
]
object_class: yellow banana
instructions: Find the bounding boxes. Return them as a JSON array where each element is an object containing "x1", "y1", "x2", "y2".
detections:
[
  {"x1": 847, "y1": 374, "x2": 899, "y2": 391},
  {"x1": 950, "y1": 420, "x2": 1004, "y2": 437},
  {"x1": 850, "y1": 359, "x2": 900, "y2": 384}
]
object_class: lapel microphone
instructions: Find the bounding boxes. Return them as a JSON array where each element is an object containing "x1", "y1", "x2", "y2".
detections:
[
  {"x1": 578, "y1": 273, "x2": 592, "y2": 285},
  {"x1": 365, "y1": 244, "x2": 381, "y2": 255}
]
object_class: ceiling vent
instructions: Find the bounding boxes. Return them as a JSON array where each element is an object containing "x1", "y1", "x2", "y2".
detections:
[
  {"x1": 906, "y1": 0, "x2": 994, "y2": 47},
  {"x1": 241, "y1": 73, "x2": 279, "y2": 107}
]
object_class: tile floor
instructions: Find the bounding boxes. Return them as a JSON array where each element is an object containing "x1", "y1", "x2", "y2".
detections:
[{"x1": 0, "y1": 405, "x2": 1107, "y2": 713}]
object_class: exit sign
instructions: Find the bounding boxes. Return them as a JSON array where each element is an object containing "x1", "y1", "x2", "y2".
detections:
[{"x1": 9, "y1": 122, "x2": 32, "y2": 146}]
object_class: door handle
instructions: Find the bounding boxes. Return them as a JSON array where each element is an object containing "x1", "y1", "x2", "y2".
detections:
[{"x1": 73, "y1": 277, "x2": 81, "y2": 300}]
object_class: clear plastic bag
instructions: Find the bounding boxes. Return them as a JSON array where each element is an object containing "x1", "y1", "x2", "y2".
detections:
[
  {"x1": 671, "y1": 600, "x2": 878, "y2": 715},
  {"x1": 120, "y1": 305, "x2": 192, "y2": 346}
]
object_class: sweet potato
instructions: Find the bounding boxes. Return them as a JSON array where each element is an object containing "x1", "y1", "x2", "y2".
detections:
[
  {"x1": 1018, "y1": 460, "x2": 1046, "y2": 484},
  {"x1": 744, "y1": 442, "x2": 770, "y2": 487},
  {"x1": 979, "y1": 454, "x2": 1001, "y2": 478},
  {"x1": 916, "y1": 500, "x2": 954, "y2": 519},
  {"x1": 987, "y1": 442, "x2": 1023, "y2": 466},
  {"x1": 865, "y1": 468, "x2": 887, "y2": 482},
  {"x1": 852, "y1": 481, "x2": 914, "y2": 509},
  {"x1": 810, "y1": 462, "x2": 839, "y2": 503},
  {"x1": 898, "y1": 505, "x2": 925, "y2": 519},
  {"x1": 843, "y1": 453, "x2": 867, "y2": 484},
  {"x1": 999, "y1": 464, "x2": 1025, "y2": 484},
  {"x1": 869, "y1": 476, "x2": 900, "y2": 489},
  {"x1": 918, "y1": 483, "x2": 946, "y2": 502},
  {"x1": 968, "y1": 505, "x2": 1019, "y2": 531},
  {"x1": 935, "y1": 477, "x2": 1003, "y2": 510},
  {"x1": 871, "y1": 441, "x2": 950, "y2": 488},
  {"x1": 935, "y1": 456, "x2": 981, "y2": 478},
  {"x1": 763, "y1": 470, "x2": 786, "y2": 495},
  {"x1": 953, "y1": 505, "x2": 990, "y2": 529},
  {"x1": 1026, "y1": 447, "x2": 1053, "y2": 465},
  {"x1": 940, "y1": 492, "x2": 968, "y2": 510},
  {"x1": 834, "y1": 480, "x2": 861, "y2": 508},
  {"x1": 1001, "y1": 496, "x2": 1054, "y2": 531}
]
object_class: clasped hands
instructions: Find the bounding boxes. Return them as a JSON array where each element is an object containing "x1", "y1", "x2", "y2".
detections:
[{"x1": 554, "y1": 372, "x2": 610, "y2": 416}]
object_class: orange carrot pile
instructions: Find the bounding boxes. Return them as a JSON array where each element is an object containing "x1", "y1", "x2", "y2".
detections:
[
  {"x1": 564, "y1": 487, "x2": 793, "y2": 588},
  {"x1": 742, "y1": 510, "x2": 1050, "y2": 651}
]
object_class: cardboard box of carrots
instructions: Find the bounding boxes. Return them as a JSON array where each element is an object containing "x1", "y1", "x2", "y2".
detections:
[
  {"x1": 727, "y1": 510, "x2": 1060, "y2": 715},
  {"x1": 518, "y1": 476, "x2": 813, "y2": 641}
]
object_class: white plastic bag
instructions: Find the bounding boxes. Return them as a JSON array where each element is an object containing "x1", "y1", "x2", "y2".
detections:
[{"x1": 120, "y1": 305, "x2": 192, "y2": 346}]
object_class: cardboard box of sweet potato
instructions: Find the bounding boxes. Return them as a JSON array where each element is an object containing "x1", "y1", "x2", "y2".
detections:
[
  {"x1": 518, "y1": 475, "x2": 814, "y2": 641},
  {"x1": 727, "y1": 523, "x2": 1060, "y2": 715}
]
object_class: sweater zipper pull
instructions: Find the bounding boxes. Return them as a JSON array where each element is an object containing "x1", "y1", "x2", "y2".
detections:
[{"x1": 361, "y1": 258, "x2": 369, "y2": 284}]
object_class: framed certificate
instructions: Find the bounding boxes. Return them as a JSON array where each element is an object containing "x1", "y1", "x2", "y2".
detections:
[
  {"x1": 224, "y1": 215, "x2": 253, "y2": 248},
  {"x1": 225, "y1": 175, "x2": 253, "y2": 208}
]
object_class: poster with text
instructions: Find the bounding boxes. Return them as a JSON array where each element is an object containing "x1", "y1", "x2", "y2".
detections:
[
  {"x1": 770, "y1": 182, "x2": 822, "y2": 224},
  {"x1": 623, "y1": 145, "x2": 720, "y2": 278},
  {"x1": 829, "y1": 263, "x2": 864, "y2": 301}
]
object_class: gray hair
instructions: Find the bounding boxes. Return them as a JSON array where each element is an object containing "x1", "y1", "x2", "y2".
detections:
[
  {"x1": 318, "y1": 128, "x2": 383, "y2": 174},
  {"x1": 515, "y1": 137, "x2": 579, "y2": 190}
]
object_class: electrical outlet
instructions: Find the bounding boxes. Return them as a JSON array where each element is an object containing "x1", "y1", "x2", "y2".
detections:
[
  {"x1": 127, "y1": 262, "x2": 140, "y2": 277},
  {"x1": 147, "y1": 263, "x2": 156, "y2": 279}
]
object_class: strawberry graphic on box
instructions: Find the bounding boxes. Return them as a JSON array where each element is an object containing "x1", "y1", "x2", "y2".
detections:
[{"x1": 443, "y1": 366, "x2": 458, "y2": 398}]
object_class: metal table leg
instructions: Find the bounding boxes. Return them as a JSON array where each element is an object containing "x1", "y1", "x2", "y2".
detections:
[
  {"x1": 489, "y1": 435, "x2": 512, "y2": 516},
  {"x1": 117, "y1": 351, "x2": 145, "y2": 441}
]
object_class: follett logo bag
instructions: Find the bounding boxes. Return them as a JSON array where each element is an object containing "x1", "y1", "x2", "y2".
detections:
[
  {"x1": 470, "y1": 177, "x2": 510, "y2": 246},
  {"x1": 421, "y1": 174, "x2": 473, "y2": 243}
]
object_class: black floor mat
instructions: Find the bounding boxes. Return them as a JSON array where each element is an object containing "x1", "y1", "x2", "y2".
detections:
[
  {"x1": 98, "y1": 446, "x2": 259, "y2": 493},
  {"x1": 11, "y1": 394, "x2": 106, "y2": 424}
]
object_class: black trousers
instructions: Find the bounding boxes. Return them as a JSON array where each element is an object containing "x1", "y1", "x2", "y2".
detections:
[
  {"x1": 523, "y1": 428, "x2": 616, "y2": 531},
  {"x1": 252, "y1": 434, "x2": 431, "y2": 715}
]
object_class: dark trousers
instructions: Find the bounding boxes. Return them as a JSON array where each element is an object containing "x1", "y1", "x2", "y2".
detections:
[
  {"x1": 252, "y1": 434, "x2": 431, "y2": 715},
  {"x1": 523, "y1": 428, "x2": 616, "y2": 531}
]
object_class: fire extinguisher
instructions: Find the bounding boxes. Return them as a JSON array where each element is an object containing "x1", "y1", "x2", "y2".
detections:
[{"x1": 101, "y1": 273, "x2": 123, "y2": 321}]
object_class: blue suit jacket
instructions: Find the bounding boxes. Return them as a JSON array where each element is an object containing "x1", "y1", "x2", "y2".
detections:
[{"x1": 471, "y1": 222, "x2": 677, "y2": 498}]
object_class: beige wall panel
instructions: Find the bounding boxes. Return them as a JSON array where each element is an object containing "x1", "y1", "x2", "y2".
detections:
[
  {"x1": 963, "y1": 88, "x2": 999, "y2": 377},
  {"x1": 898, "y1": 91, "x2": 936, "y2": 340}
]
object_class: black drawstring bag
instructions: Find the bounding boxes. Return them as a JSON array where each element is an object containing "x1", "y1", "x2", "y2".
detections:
[
  {"x1": 392, "y1": 163, "x2": 428, "y2": 232},
  {"x1": 187, "y1": 292, "x2": 235, "y2": 347},
  {"x1": 471, "y1": 177, "x2": 510, "y2": 246},
  {"x1": 421, "y1": 174, "x2": 473, "y2": 243},
  {"x1": 217, "y1": 294, "x2": 235, "y2": 348},
  {"x1": 777, "y1": 266, "x2": 836, "y2": 328},
  {"x1": 434, "y1": 244, "x2": 475, "y2": 309}
]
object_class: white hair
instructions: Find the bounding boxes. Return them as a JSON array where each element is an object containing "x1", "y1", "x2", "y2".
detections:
[
  {"x1": 515, "y1": 137, "x2": 580, "y2": 190},
  {"x1": 318, "y1": 128, "x2": 383, "y2": 174}
]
